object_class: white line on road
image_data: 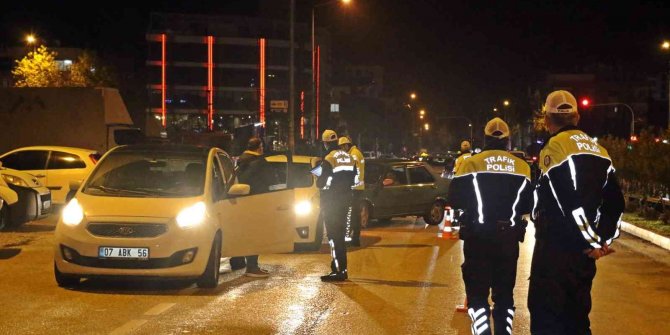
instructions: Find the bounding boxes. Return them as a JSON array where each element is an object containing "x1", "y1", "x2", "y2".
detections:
[
  {"x1": 109, "y1": 319, "x2": 148, "y2": 335},
  {"x1": 144, "y1": 302, "x2": 177, "y2": 316}
]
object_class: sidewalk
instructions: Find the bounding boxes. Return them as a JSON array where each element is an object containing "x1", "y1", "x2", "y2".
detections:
[{"x1": 621, "y1": 220, "x2": 670, "y2": 251}]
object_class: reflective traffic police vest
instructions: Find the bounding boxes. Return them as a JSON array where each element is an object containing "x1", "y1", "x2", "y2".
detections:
[
  {"x1": 348, "y1": 145, "x2": 365, "y2": 190},
  {"x1": 534, "y1": 126, "x2": 625, "y2": 251},
  {"x1": 318, "y1": 149, "x2": 356, "y2": 198},
  {"x1": 447, "y1": 149, "x2": 532, "y2": 236}
]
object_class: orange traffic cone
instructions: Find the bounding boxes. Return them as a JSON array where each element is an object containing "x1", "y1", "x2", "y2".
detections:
[
  {"x1": 456, "y1": 297, "x2": 468, "y2": 312},
  {"x1": 438, "y1": 206, "x2": 455, "y2": 239}
]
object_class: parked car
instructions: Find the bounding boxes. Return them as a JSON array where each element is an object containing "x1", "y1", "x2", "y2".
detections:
[
  {"x1": 0, "y1": 146, "x2": 101, "y2": 205},
  {"x1": 0, "y1": 164, "x2": 51, "y2": 230},
  {"x1": 358, "y1": 159, "x2": 450, "y2": 226},
  {"x1": 265, "y1": 154, "x2": 323, "y2": 251},
  {"x1": 54, "y1": 144, "x2": 299, "y2": 288}
]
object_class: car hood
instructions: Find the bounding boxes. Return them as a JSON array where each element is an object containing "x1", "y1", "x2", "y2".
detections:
[
  {"x1": 76, "y1": 192, "x2": 204, "y2": 219},
  {"x1": 0, "y1": 168, "x2": 42, "y2": 188}
]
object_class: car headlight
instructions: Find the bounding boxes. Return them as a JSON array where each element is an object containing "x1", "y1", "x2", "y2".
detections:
[
  {"x1": 294, "y1": 200, "x2": 312, "y2": 216},
  {"x1": 176, "y1": 202, "x2": 207, "y2": 228},
  {"x1": 2, "y1": 174, "x2": 29, "y2": 187},
  {"x1": 62, "y1": 198, "x2": 84, "y2": 226}
]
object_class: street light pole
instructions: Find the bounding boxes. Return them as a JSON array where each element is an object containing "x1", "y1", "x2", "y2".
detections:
[
  {"x1": 311, "y1": 7, "x2": 316, "y2": 143},
  {"x1": 311, "y1": 0, "x2": 351, "y2": 143},
  {"x1": 289, "y1": 0, "x2": 296, "y2": 154},
  {"x1": 590, "y1": 103, "x2": 635, "y2": 138}
]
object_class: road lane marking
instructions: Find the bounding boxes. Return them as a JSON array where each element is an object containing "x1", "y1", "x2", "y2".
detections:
[
  {"x1": 109, "y1": 319, "x2": 148, "y2": 335},
  {"x1": 144, "y1": 302, "x2": 177, "y2": 316}
]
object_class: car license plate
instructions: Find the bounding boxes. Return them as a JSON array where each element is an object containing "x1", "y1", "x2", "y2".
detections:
[{"x1": 99, "y1": 247, "x2": 149, "y2": 259}]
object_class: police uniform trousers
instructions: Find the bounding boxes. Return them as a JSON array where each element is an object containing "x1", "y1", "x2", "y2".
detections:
[
  {"x1": 346, "y1": 190, "x2": 363, "y2": 244},
  {"x1": 462, "y1": 229, "x2": 519, "y2": 335},
  {"x1": 323, "y1": 195, "x2": 351, "y2": 273},
  {"x1": 528, "y1": 238, "x2": 597, "y2": 335}
]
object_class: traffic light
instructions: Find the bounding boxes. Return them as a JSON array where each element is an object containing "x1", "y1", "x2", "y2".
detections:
[
  {"x1": 630, "y1": 135, "x2": 638, "y2": 142},
  {"x1": 581, "y1": 98, "x2": 590, "y2": 107}
]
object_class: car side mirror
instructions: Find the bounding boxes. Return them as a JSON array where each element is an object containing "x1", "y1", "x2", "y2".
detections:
[
  {"x1": 228, "y1": 184, "x2": 250, "y2": 196},
  {"x1": 382, "y1": 178, "x2": 394, "y2": 187}
]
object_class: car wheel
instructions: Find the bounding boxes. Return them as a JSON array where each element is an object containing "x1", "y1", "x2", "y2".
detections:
[
  {"x1": 423, "y1": 200, "x2": 445, "y2": 225},
  {"x1": 360, "y1": 202, "x2": 371, "y2": 229},
  {"x1": 54, "y1": 263, "x2": 80, "y2": 287},
  {"x1": 0, "y1": 202, "x2": 9, "y2": 231},
  {"x1": 197, "y1": 234, "x2": 221, "y2": 288}
]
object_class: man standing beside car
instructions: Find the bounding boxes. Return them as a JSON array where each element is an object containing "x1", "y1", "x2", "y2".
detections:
[
  {"x1": 318, "y1": 130, "x2": 356, "y2": 282},
  {"x1": 233, "y1": 137, "x2": 273, "y2": 278},
  {"x1": 528, "y1": 90, "x2": 624, "y2": 334},
  {"x1": 338, "y1": 136, "x2": 365, "y2": 247},
  {"x1": 447, "y1": 118, "x2": 532, "y2": 335}
]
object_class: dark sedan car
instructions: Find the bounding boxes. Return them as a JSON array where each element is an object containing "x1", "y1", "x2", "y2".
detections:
[{"x1": 358, "y1": 159, "x2": 449, "y2": 226}]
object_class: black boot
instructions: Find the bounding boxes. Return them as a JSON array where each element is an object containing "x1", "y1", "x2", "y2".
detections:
[{"x1": 320, "y1": 271, "x2": 348, "y2": 282}]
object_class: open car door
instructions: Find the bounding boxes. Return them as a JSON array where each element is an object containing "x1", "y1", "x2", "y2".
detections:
[{"x1": 215, "y1": 153, "x2": 296, "y2": 257}]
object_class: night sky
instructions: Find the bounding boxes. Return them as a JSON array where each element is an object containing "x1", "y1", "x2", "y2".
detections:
[{"x1": 2, "y1": 0, "x2": 669, "y2": 118}]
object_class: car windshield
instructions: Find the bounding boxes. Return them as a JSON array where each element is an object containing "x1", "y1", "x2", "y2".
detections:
[{"x1": 83, "y1": 151, "x2": 207, "y2": 198}]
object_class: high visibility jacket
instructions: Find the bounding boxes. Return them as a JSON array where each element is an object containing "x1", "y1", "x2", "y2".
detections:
[
  {"x1": 534, "y1": 126, "x2": 625, "y2": 251},
  {"x1": 447, "y1": 149, "x2": 532, "y2": 236},
  {"x1": 348, "y1": 145, "x2": 365, "y2": 190},
  {"x1": 317, "y1": 148, "x2": 356, "y2": 199},
  {"x1": 453, "y1": 151, "x2": 472, "y2": 173}
]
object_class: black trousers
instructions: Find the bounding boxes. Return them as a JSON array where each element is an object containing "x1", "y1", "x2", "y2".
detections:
[
  {"x1": 462, "y1": 232, "x2": 519, "y2": 335},
  {"x1": 346, "y1": 190, "x2": 363, "y2": 243},
  {"x1": 324, "y1": 197, "x2": 351, "y2": 273},
  {"x1": 528, "y1": 239, "x2": 597, "y2": 335}
]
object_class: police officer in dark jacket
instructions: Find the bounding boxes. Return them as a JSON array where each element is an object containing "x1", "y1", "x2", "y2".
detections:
[
  {"x1": 447, "y1": 118, "x2": 532, "y2": 335},
  {"x1": 317, "y1": 130, "x2": 356, "y2": 282},
  {"x1": 528, "y1": 90, "x2": 624, "y2": 334}
]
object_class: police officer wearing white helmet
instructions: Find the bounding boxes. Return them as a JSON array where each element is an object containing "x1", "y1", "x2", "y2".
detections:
[
  {"x1": 447, "y1": 118, "x2": 533, "y2": 335},
  {"x1": 317, "y1": 130, "x2": 356, "y2": 281}
]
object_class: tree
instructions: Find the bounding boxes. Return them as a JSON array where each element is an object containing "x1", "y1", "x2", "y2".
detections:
[
  {"x1": 12, "y1": 45, "x2": 62, "y2": 87},
  {"x1": 68, "y1": 51, "x2": 115, "y2": 87}
]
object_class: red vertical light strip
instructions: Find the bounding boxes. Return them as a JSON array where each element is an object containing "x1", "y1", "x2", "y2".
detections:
[
  {"x1": 161, "y1": 34, "x2": 166, "y2": 127},
  {"x1": 207, "y1": 36, "x2": 214, "y2": 131},
  {"x1": 300, "y1": 90, "x2": 305, "y2": 139},
  {"x1": 259, "y1": 38, "x2": 266, "y2": 126},
  {"x1": 316, "y1": 45, "x2": 321, "y2": 136}
]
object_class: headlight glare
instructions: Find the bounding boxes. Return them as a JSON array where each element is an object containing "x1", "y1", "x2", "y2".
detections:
[
  {"x1": 2, "y1": 174, "x2": 29, "y2": 187},
  {"x1": 294, "y1": 200, "x2": 312, "y2": 216},
  {"x1": 62, "y1": 199, "x2": 84, "y2": 226},
  {"x1": 176, "y1": 202, "x2": 207, "y2": 228}
]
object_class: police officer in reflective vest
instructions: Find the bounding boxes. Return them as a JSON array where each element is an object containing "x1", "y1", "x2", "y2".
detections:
[
  {"x1": 447, "y1": 118, "x2": 532, "y2": 335},
  {"x1": 318, "y1": 130, "x2": 357, "y2": 281},
  {"x1": 528, "y1": 90, "x2": 624, "y2": 334},
  {"x1": 453, "y1": 140, "x2": 473, "y2": 174},
  {"x1": 339, "y1": 136, "x2": 365, "y2": 246}
]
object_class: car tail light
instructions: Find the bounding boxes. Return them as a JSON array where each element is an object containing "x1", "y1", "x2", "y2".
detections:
[{"x1": 89, "y1": 153, "x2": 101, "y2": 164}]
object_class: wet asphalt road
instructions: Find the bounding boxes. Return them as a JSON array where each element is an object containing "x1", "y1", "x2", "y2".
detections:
[{"x1": 0, "y1": 213, "x2": 669, "y2": 335}]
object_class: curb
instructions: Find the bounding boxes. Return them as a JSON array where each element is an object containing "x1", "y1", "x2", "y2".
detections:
[{"x1": 620, "y1": 221, "x2": 670, "y2": 251}]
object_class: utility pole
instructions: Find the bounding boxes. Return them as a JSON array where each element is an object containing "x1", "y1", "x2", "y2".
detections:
[{"x1": 288, "y1": 0, "x2": 296, "y2": 154}]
